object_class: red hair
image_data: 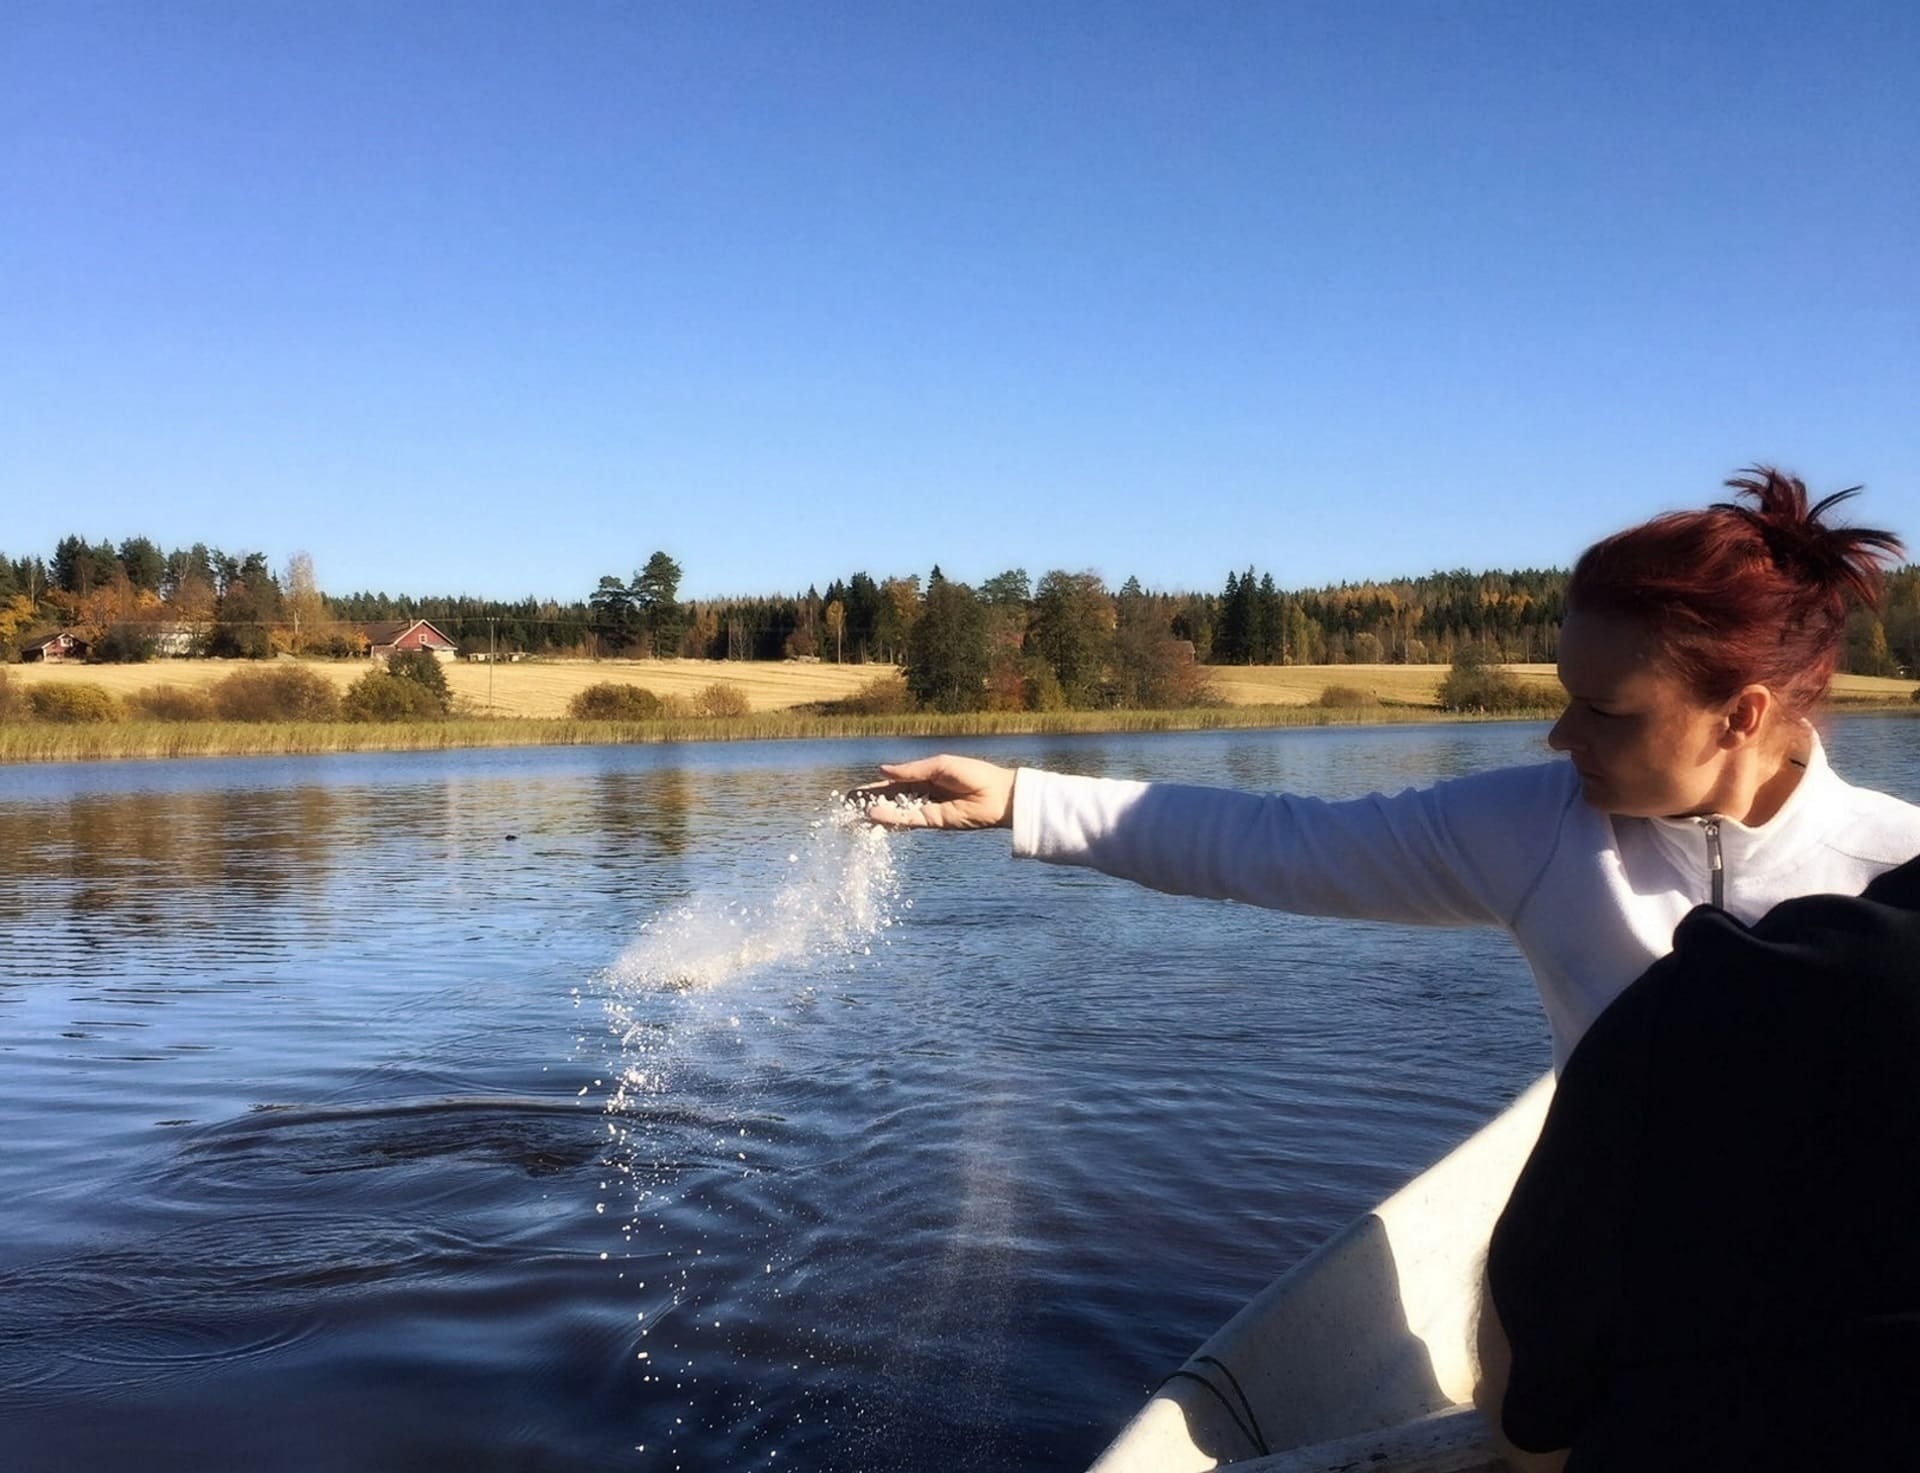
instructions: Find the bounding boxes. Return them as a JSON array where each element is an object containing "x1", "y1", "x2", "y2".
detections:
[{"x1": 1567, "y1": 467, "x2": 1905, "y2": 717}]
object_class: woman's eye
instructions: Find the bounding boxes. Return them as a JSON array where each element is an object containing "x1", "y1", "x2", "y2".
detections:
[{"x1": 1586, "y1": 704, "x2": 1617, "y2": 719}]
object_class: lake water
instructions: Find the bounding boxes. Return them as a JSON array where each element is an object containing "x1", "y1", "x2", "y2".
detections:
[{"x1": 2, "y1": 717, "x2": 1915, "y2": 1471}]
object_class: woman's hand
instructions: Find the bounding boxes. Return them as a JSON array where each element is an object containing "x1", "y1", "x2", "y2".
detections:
[{"x1": 853, "y1": 755, "x2": 1017, "y2": 830}]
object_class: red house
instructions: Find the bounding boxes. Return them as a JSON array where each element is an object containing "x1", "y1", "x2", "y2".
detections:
[
  {"x1": 359, "y1": 620, "x2": 459, "y2": 662},
  {"x1": 21, "y1": 630, "x2": 91, "y2": 662}
]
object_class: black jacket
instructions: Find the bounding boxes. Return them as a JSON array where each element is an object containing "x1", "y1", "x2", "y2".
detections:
[{"x1": 1488, "y1": 854, "x2": 1920, "y2": 1472}]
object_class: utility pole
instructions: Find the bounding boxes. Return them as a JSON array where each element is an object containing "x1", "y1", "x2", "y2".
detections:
[{"x1": 488, "y1": 617, "x2": 496, "y2": 711}]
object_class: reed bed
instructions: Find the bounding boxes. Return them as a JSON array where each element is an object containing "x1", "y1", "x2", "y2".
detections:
[{"x1": 0, "y1": 702, "x2": 1594, "y2": 765}]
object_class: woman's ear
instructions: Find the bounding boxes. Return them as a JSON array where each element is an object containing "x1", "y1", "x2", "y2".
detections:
[{"x1": 1721, "y1": 686, "x2": 1772, "y2": 747}]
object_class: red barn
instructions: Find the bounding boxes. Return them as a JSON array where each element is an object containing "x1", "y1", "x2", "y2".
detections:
[
  {"x1": 359, "y1": 620, "x2": 459, "y2": 662},
  {"x1": 21, "y1": 630, "x2": 91, "y2": 662}
]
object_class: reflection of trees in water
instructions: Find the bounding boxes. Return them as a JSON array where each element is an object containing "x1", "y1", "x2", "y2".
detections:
[
  {"x1": 0, "y1": 758, "x2": 867, "y2": 986},
  {"x1": 0, "y1": 787, "x2": 352, "y2": 963},
  {"x1": 591, "y1": 768, "x2": 694, "y2": 861}
]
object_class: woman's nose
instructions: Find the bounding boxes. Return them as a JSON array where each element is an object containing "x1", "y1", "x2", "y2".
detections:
[{"x1": 1546, "y1": 708, "x2": 1576, "y2": 752}]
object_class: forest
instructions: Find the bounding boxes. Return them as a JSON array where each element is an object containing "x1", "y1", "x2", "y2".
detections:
[{"x1": 3, "y1": 533, "x2": 1915, "y2": 714}]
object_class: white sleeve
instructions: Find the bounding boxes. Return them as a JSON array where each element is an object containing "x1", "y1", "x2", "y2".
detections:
[{"x1": 1010, "y1": 761, "x2": 1576, "y2": 928}]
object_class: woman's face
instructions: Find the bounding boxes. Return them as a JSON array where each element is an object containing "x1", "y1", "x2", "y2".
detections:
[{"x1": 1547, "y1": 610, "x2": 1734, "y2": 818}]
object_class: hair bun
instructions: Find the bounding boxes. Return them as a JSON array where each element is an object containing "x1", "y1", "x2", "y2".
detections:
[{"x1": 1714, "y1": 467, "x2": 1902, "y2": 607}]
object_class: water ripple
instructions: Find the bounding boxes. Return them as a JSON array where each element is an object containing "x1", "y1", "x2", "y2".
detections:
[{"x1": 174, "y1": 1094, "x2": 612, "y2": 1183}]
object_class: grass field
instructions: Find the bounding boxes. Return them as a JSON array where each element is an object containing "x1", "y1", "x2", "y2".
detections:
[
  {"x1": 4, "y1": 656, "x2": 884, "y2": 718},
  {"x1": 8, "y1": 656, "x2": 1913, "y2": 715},
  {"x1": 3, "y1": 658, "x2": 1912, "y2": 764},
  {"x1": 1204, "y1": 662, "x2": 1544, "y2": 706},
  {"x1": 1199, "y1": 662, "x2": 1914, "y2": 707}
]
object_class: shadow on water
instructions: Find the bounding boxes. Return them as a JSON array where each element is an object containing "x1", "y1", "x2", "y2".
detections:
[{"x1": 178, "y1": 1095, "x2": 612, "y2": 1182}]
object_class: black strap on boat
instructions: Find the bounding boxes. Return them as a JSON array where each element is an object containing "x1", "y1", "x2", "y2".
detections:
[
  {"x1": 1156, "y1": 1355, "x2": 1270, "y2": 1457},
  {"x1": 1157, "y1": 1372, "x2": 1262, "y2": 1455},
  {"x1": 1192, "y1": 1354, "x2": 1268, "y2": 1455}
]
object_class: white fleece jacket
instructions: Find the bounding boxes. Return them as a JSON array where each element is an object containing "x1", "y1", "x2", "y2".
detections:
[{"x1": 1010, "y1": 734, "x2": 1920, "y2": 1068}]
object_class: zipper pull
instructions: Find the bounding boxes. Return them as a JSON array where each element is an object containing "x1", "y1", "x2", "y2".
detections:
[{"x1": 1703, "y1": 816, "x2": 1724, "y2": 909}]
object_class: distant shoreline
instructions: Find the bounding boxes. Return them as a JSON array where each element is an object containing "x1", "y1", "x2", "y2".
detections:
[{"x1": 2, "y1": 699, "x2": 1913, "y2": 766}]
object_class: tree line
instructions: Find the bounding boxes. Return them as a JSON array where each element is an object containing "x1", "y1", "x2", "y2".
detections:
[{"x1": 3, "y1": 534, "x2": 1915, "y2": 714}]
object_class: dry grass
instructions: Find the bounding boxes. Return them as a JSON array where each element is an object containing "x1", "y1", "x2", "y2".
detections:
[
  {"x1": 4, "y1": 659, "x2": 1913, "y2": 765},
  {"x1": 1201, "y1": 663, "x2": 1916, "y2": 707},
  {"x1": 12, "y1": 657, "x2": 1916, "y2": 716},
  {"x1": 1209, "y1": 663, "x2": 1562, "y2": 707},
  {"x1": 1824, "y1": 672, "x2": 1920, "y2": 702},
  {"x1": 6, "y1": 656, "x2": 884, "y2": 717}
]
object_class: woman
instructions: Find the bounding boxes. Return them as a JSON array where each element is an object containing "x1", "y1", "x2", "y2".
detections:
[{"x1": 861, "y1": 468, "x2": 1920, "y2": 1068}]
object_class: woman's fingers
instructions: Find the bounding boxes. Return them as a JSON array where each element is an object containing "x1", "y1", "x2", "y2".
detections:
[
  {"x1": 845, "y1": 780, "x2": 930, "y2": 808},
  {"x1": 850, "y1": 755, "x2": 1015, "y2": 830},
  {"x1": 851, "y1": 759, "x2": 965, "y2": 807},
  {"x1": 843, "y1": 779, "x2": 934, "y2": 828},
  {"x1": 862, "y1": 797, "x2": 930, "y2": 829}
]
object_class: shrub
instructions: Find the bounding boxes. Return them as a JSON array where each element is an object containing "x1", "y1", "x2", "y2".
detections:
[
  {"x1": 567, "y1": 682, "x2": 665, "y2": 721},
  {"x1": 838, "y1": 672, "x2": 916, "y2": 716},
  {"x1": 211, "y1": 665, "x2": 342, "y2": 722},
  {"x1": 693, "y1": 682, "x2": 752, "y2": 718},
  {"x1": 0, "y1": 669, "x2": 17, "y2": 722},
  {"x1": 342, "y1": 669, "x2": 446, "y2": 722},
  {"x1": 1316, "y1": 684, "x2": 1379, "y2": 709},
  {"x1": 1438, "y1": 647, "x2": 1537, "y2": 713},
  {"x1": 26, "y1": 682, "x2": 123, "y2": 723},
  {"x1": 387, "y1": 650, "x2": 452, "y2": 714},
  {"x1": 128, "y1": 684, "x2": 218, "y2": 721}
]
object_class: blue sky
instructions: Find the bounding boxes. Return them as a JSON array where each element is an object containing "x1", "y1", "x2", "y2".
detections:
[{"x1": 4, "y1": 1, "x2": 1915, "y2": 602}]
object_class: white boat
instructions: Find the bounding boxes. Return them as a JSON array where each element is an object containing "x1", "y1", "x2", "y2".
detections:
[{"x1": 1086, "y1": 1073, "x2": 1555, "y2": 1473}]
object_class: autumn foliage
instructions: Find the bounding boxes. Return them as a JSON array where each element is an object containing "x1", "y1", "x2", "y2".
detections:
[
  {"x1": 210, "y1": 666, "x2": 342, "y2": 722},
  {"x1": 26, "y1": 683, "x2": 122, "y2": 723}
]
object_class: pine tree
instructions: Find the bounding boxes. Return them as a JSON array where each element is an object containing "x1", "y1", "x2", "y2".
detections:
[
  {"x1": 1218, "y1": 570, "x2": 1245, "y2": 663},
  {"x1": 632, "y1": 551, "x2": 684, "y2": 657},
  {"x1": 589, "y1": 575, "x2": 641, "y2": 654},
  {"x1": 1255, "y1": 574, "x2": 1283, "y2": 663}
]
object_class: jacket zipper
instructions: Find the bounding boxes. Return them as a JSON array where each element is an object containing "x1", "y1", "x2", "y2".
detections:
[{"x1": 1702, "y1": 817, "x2": 1724, "y2": 908}]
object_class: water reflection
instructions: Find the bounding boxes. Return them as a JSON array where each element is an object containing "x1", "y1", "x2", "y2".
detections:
[
  {"x1": 0, "y1": 788, "x2": 344, "y2": 977},
  {"x1": 591, "y1": 767, "x2": 695, "y2": 859},
  {"x1": 0, "y1": 770, "x2": 715, "y2": 987}
]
